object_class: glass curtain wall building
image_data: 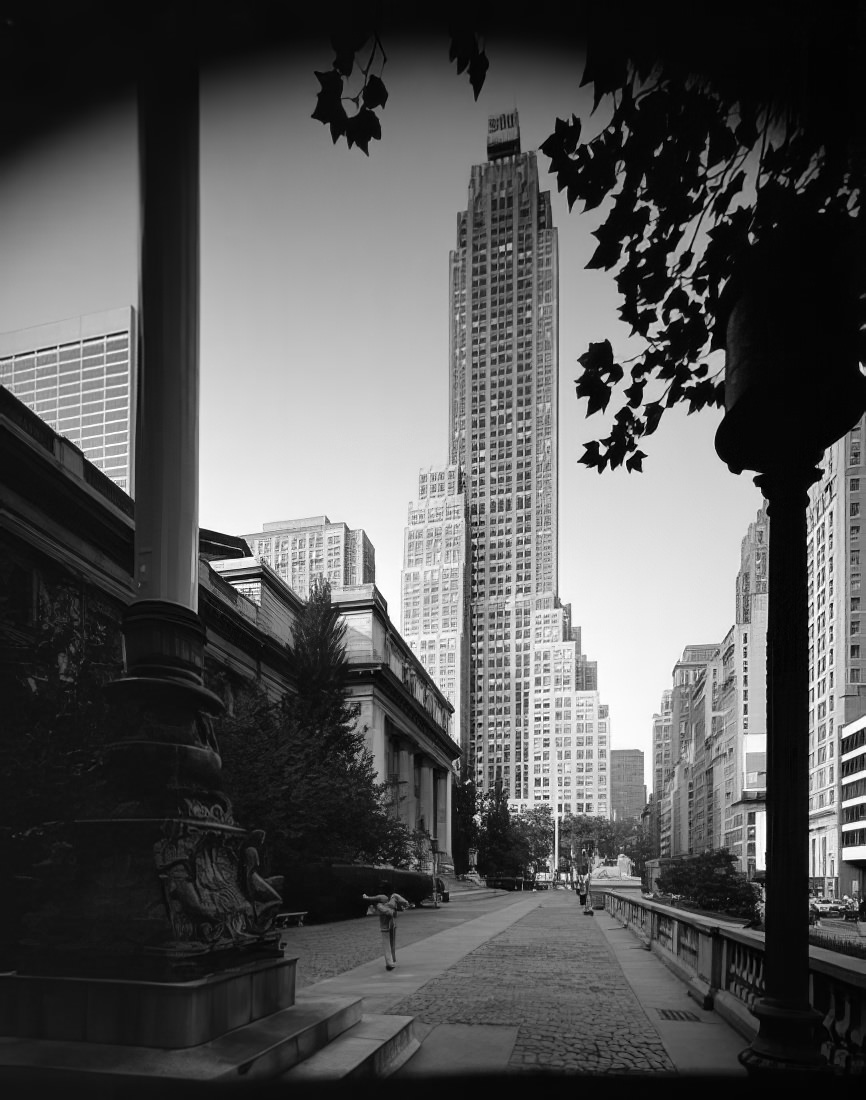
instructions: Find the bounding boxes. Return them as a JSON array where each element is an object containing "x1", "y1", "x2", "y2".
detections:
[
  {"x1": 0, "y1": 307, "x2": 137, "y2": 494},
  {"x1": 447, "y1": 111, "x2": 561, "y2": 801}
]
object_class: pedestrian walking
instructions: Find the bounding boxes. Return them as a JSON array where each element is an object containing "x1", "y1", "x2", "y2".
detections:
[
  {"x1": 363, "y1": 882, "x2": 410, "y2": 971},
  {"x1": 577, "y1": 850, "x2": 593, "y2": 916}
]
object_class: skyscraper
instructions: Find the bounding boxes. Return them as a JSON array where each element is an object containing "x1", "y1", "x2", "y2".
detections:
[
  {"x1": 402, "y1": 112, "x2": 611, "y2": 810},
  {"x1": 806, "y1": 415, "x2": 866, "y2": 896},
  {"x1": 611, "y1": 749, "x2": 647, "y2": 822},
  {"x1": 244, "y1": 515, "x2": 375, "y2": 599},
  {"x1": 400, "y1": 465, "x2": 469, "y2": 747},
  {"x1": 0, "y1": 307, "x2": 137, "y2": 494},
  {"x1": 446, "y1": 110, "x2": 578, "y2": 805}
]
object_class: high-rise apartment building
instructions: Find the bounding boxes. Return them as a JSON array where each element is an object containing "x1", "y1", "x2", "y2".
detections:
[
  {"x1": 245, "y1": 516, "x2": 374, "y2": 600},
  {"x1": 527, "y1": 597, "x2": 610, "y2": 815},
  {"x1": 446, "y1": 111, "x2": 564, "y2": 801},
  {"x1": 611, "y1": 749, "x2": 646, "y2": 821},
  {"x1": 655, "y1": 506, "x2": 769, "y2": 874},
  {"x1": 651, "y1": 690, "x2": 673, "y2": 807},
  {"x1": 400, "y1": 465, "x2": 470, "y2": 747},
  {"x1": 0, "y1": 307, "x2": 137, "y2": 494},
  {"x1": 806, "y1": 416, "x2": 866, "y2": 896}
]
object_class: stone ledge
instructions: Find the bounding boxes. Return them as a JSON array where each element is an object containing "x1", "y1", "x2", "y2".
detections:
[{"x1": 0, "y1": 955, "x2": 297, "y2": 1048}]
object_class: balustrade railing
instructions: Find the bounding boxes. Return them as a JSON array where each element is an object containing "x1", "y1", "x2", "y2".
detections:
[{"x1": 600, "y1": 888, "x2": 866, "y2": 1075}]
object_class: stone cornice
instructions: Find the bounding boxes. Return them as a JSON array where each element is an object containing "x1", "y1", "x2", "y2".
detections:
[{"x1": 346, "y1": 661, "x2": 460, "y2": 767}]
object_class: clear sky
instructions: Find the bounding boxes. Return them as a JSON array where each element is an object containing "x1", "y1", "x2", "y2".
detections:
[{"x1": 0, "y1": 34, "x2": 763, "y2": 790}]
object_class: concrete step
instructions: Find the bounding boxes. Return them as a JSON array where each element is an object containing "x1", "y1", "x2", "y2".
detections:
[
  {"x1": 278, "y1": 1013, "x2": 418, "y2": 1080},
  {"x1": 0, "y1": 993, "x2": 364, "y2": 1084}
]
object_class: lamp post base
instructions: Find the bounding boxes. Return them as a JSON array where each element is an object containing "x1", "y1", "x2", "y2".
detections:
[{"x1": 738, "y1": 998, "x2": 827, "y2": 1075}]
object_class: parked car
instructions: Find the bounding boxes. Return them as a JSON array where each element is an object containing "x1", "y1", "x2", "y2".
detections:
[{"x1": 814, "y1": 897, "x2": 846, "y2": 918}]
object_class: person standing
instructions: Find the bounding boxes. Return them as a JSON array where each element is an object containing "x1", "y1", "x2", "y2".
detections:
[{"x1": 363, "y1": 882, "x2": 410, "y2": 970}]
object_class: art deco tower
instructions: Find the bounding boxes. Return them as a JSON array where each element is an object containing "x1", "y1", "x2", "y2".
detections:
[{"x1": 447, "y1": 111, "x2": 560, "y2": 800}]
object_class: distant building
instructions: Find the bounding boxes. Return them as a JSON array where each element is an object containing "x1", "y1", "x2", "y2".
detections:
[
  {"x1": 655, "y1": 506, "x2": 769, "y2": 876},
  {"x1": 524, "y1": 597, "x2": 610, "y2": 818},
  {"x1": 244, "y1": 516, "x2": 375, "y2": 600},
  {"x1": 211, "y1": 560, "x2": 459, "y2": 858},
  {"x1": 400, "y1": 464, "x2": 470, "y2": 748},
  {"x1": 806, "y1": 419, "x2": 866, "y2": 897},
  {"x1": 448, "y1": 111, "x2": 562, "y2": 801},
  {"x1": 1, "y1": 383, "x2": 456, "y2": 863},
  {"x1": 839, "y1": 713, "x2": 866, "y2": 899},
  {"x1": 611, "y1": 750, "x2": 646, "y2": 821},
  {"x1": 0, "y1": 307, "x2": 137, "y2": 494},
  {"x1": 655, "y1": 686, "x2": 673, "y2": 840}
]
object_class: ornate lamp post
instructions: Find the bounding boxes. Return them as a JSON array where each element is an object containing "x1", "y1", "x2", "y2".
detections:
[
  {"x1": 715, "y1": 213, "x2": 864, "y2": 1074},
  {"x1": 431, "y1": 835, "x2": 440, "y2": 908}
]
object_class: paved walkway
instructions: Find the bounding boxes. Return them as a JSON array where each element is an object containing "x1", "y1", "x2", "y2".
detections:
[{"x1": 288, "y1": 887, "x2": 750, "y2": 1079}]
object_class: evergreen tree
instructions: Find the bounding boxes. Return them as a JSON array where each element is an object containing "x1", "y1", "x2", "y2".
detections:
[
  {"x1": 476, "y1": 780, "x2": 528, "y2": 877},
  {"x1": 283, "y1": 577, "x2": 365, "y2": 762},
  {"x1": 217, "y1": 578, "x2": 414, "y2": 868},
  {"x1": 450, "y1": 762, "x2": 480, "y2": 875}
]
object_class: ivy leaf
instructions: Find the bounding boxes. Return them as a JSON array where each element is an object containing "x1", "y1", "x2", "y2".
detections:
[
  {"x1": 712, "y1": 169, "x2": 746, "y2": 217},
  {"x1": 624, "y1": 379, "x2": 645, "y2": 408},
  {"x1": 579, "y1": 440, "x2": 604, "y2": 471},
  {"x1": 468, "y1": 50, "x2": 489, "y2": 99},
  {"x1": 685, "y1": 378, "x2": 720, "y2": 414},
  {"x1": 312, "y1": 69, "x2": 344, "y2": 128},
  {"x1": 642, "y1": 402, "x2": 664, "y2": 436},
  {"x1": 662, "y1": 286, "x2": 690, "y2": 320},
  {"x1": 626, "y1": 450, "x2": 647, "y2": 473},
  {"x1": 577, "y1": 339, "x2": 614, "y2": 375},
  {"x1": 587, "y1": 235, "x2": 623, "y2": 271},
  {"x1": 448, "y1": 27, "x2": 476, "y2": 74},
  {"x1": 362, "y1": 74, "x2": 388, "y2": 111},
  {"x1": 576, "y1": 373, "x2": 613, "y2": 417},
  {"x1": 344, "y1": 107, "x2": 381, "y2": 155},
  {"x1": 330, "y1": 22, "x2": 371, "y2": 77}
]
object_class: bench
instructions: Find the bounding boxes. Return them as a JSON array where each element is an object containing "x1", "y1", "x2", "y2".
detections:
[{"x1": 274, "y1": 911, "x2": 308, "y2": 928}]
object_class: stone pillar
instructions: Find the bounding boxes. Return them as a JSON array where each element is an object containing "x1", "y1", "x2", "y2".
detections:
[
  {"x1": 435, "y1": 769, "x2": 452, "y2": 859},
  {"x1": 11, "y1": 25, "x2": 283, "y2": 987},
  {"x1": 398, "y1": 744, "x2": 415, "y2": 830},
  {"x1": 418, "y1": 758, "x2": 435, "y2": 840}
]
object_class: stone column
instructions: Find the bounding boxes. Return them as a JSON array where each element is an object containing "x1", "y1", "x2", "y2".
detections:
[
  {"x1": 418, "y1": 758, "x2": 435, "y2": 839},
  {"x1": 435, "y1": 769, "x2": 452, "y2": 859},
  {"x1": 398, "y1": 743, "x2": 415, "y2": 829}
]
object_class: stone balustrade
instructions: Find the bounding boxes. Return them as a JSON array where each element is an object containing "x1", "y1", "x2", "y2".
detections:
[{"x1": 600, "y1": 888, "x2": 866, "y2": 1075}]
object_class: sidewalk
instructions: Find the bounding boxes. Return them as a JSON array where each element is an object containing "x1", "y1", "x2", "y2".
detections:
[{"x1": 298, "y1": 887, "x2": 750, "y2": 1080}]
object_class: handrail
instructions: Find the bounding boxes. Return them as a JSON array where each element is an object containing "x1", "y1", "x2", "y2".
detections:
[{"x1": 598, "y1": 887, "x2": 866, "y2": 1076}]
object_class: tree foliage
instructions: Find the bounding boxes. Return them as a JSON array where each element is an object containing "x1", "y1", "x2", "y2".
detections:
[
  {"x1": 657, "y1": 849, "x2": 759, "y2": 920},
  {"x1": 475, "y1": 781, "x2": 528, "y2": 876},
  {"x1": 450, "y1": 762, "x2": 480, "y2": 874},
  {"x1": 539, "y1": 8, "x2": 862, "y2": 473},
  {"x1": 310, "y1": 3, "x2": 863, "y2": 471},
  {"x1": 311, "y1": 3, "x2": 489, "y2": 154},
  {"x1": 513, "y1": 804, "x2": 555, "y2": 872},
  {"x1": 217, "y1": 579, "x2": 415, "y2": 868}
]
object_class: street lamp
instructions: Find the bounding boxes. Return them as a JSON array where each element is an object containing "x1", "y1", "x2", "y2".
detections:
[
  {"x1": 715, "y1": 213, "x2": 864, "y2": 1075},
  {"x1": 430, "y1": 835, "x2": 440, "y2": 909}
]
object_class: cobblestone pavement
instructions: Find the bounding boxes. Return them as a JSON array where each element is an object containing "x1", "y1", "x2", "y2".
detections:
[
  {"x1": 388, "y1": 891, "x2": 675, "y2": 1075},
  {"x1": 278, "y1": 891, "x2": 525, "y2": 988}
]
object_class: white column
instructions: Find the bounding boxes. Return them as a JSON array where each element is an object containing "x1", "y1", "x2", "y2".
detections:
[{"x1": 135, "y1": 53, "x2": 199, "y2": 610}]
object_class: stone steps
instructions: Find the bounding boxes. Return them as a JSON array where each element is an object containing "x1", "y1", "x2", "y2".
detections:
[
  {"x1": 279, "y1": 1009, "x2": 418, "y2": 1080},
  {"x1": 0, "y1": 993, "x2": 365, "y2": 1084}
]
